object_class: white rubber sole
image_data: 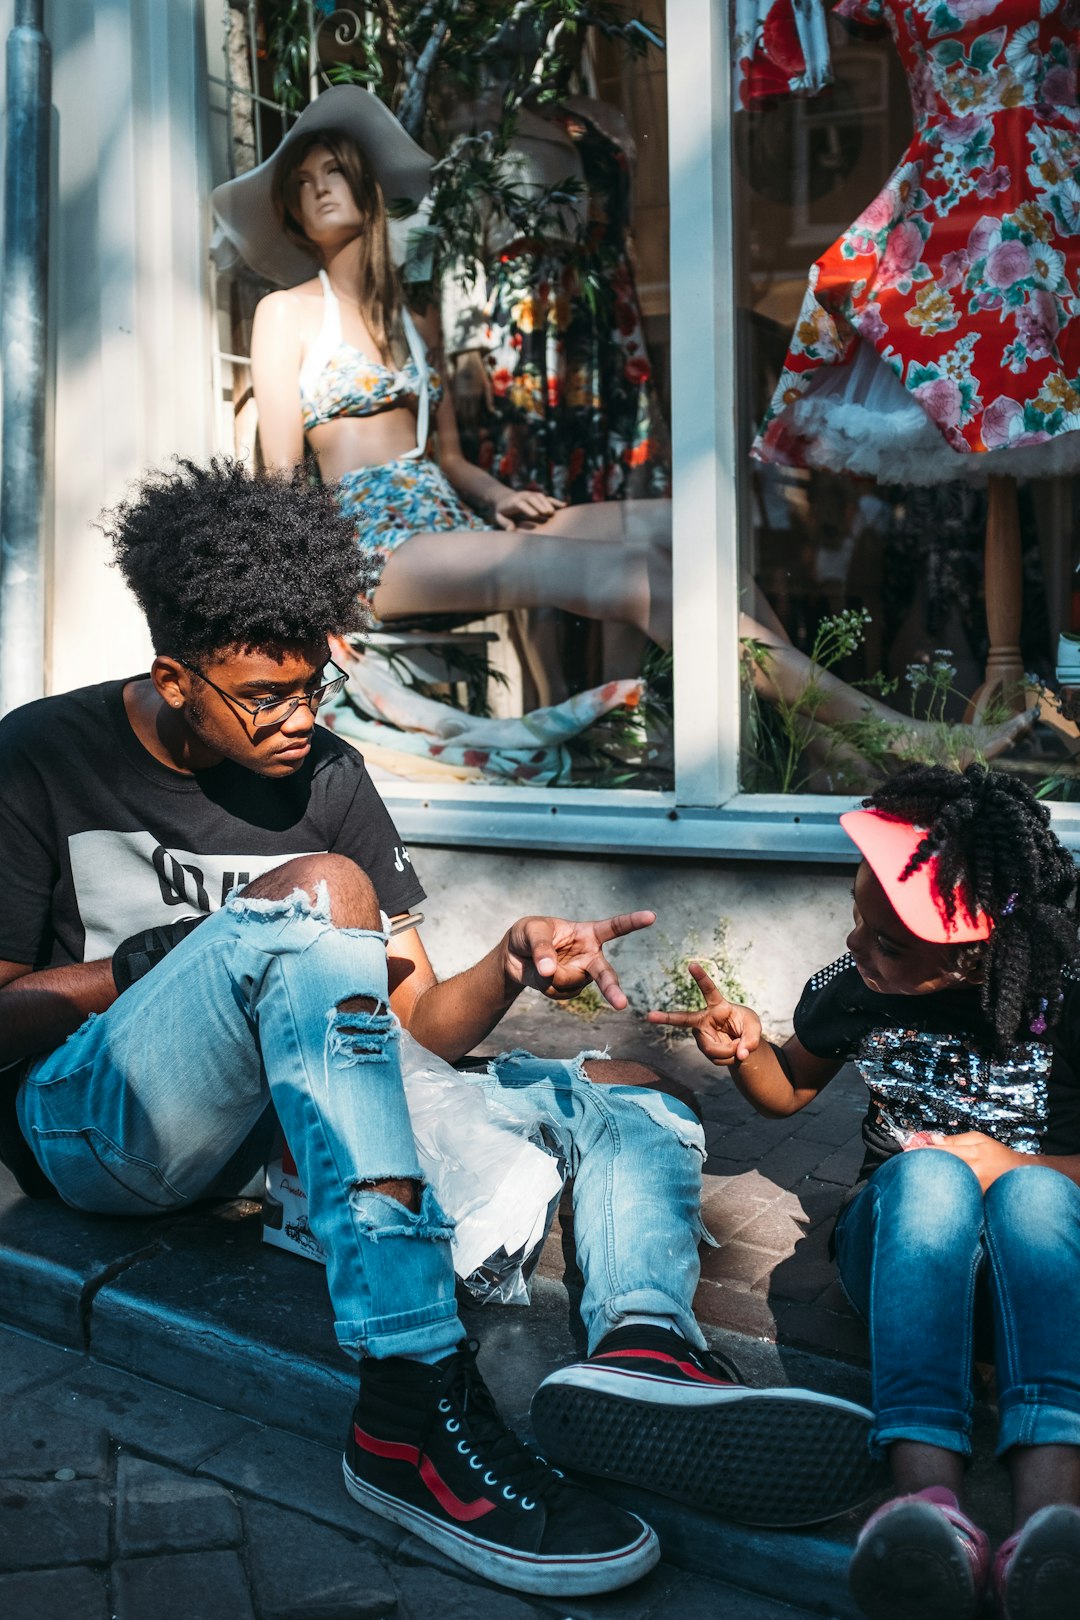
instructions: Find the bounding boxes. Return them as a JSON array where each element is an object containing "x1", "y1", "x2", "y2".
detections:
[
  {"x1": 541, "y1": 1363, "x2": 874, "y2": 1414},
  {"x1": 342, "y1": 1457, "x2": 660, "y2": 1596}
]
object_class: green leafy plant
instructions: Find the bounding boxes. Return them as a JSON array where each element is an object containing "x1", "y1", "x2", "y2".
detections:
[
  {"x1": 634, "y1": 921, "x2": 747, "y2": 1041},
  {"x1": 741, "y1": 608, "x2": 889, "y2": 794},
  {"x1": 741, "y1": 612, "x2": 1032, "y2": 795}
]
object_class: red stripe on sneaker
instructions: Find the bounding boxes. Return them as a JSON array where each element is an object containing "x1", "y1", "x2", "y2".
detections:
[
  {"x1": 354, "y1": 1426, "x2": 420, "y2": 1464},
  {"x1": 418, "y1": 1457, "x2": 496, "y2": 1521},
  {"x1": 353, "y1": 1426, "x2": 496, "y2": 1522},
  {"x1": 594, "y1": 1348, "x2": 733, "y2": 1385}
]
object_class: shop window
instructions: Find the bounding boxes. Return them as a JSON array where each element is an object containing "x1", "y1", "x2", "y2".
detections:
[
  {"x1": 735, "y1": 8, "x2": 1080, "y2": 805},
  {"x1": 205, "y1": 1, "x2": 677, "y2": 805}
]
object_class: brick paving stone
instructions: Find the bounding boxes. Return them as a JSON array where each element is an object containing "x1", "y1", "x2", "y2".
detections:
[
  {"x1": 695, "y1": 1281, "x2": 778, "y2": 1340},
  {"x1": 810, "y1": 1137, "x2": 867, "y2": 1188},
  {"x1": 0, "y1": 1477, "x2": 110, "y2": 1571},
  {"x1": 813, "y1": 1277, "x2": 860, "y2": 1317},
  {"x1": 726, "y1": 1202, "x2": 812, "y2": 1255},
  {"x1": 113, "y1": 1549, "x2": 256, "y2": 1620},
  {"x1": 0, "y1": 1566, "x2": 110, "y2": 1620},
  {"x1": 115, "y1": 1454, "x2": 242, "y2": 1555},
  {"x1": 753, "y1": 1137, "x2": 837, "y2": 1192},
  {"x1": 243, "y1": 1499, "x2": 396, "y2": 1620},
  {"x1": 791, "y1": 1105, "x2": 865, "y2": 1148},
  {"x1": 706, "y1": 1118, "x2": 792, "y2": 1165},
  {"x1": 757, "y1": 1256, "x2": 837, "y2": 1305},
  {"x1": 54, "y1": 1361, "x2": 257, "y2": 1468},
  {"x1": 788, "y1": 1177, "x2": 846, "y2": 1230},
  {"x1": 393, "y1": 1563, "x2": 546, "y2": 1619},
  {"x1": 648, "y1": 1572, "x2": 820, "y2": 1619},
  {"x1": 0, "y1": 1329, "x2": 78, "y2": 1398},
  {"x1": 698, "y1": 1200, "x2": 761, "y2": 1246},
  {"x1": 0, "y1": 1392, "x2": 109, "y2": 1478},
  {"x1": 719, "y1": 1168, "x2": 791, "y2": 1206},
  {"x1": 197, "y1": 1424, "x2": 409, "y2": 1554},
  {"x1": 701, "y1": 1152, "x2": 750, "y2": 1178},
  {"x1": 700, "y1": 1242, "x2": 782, "y2": 1289},
  {"x1": 776, "y1": 1302, "x2": 869, "y2": 1364}
]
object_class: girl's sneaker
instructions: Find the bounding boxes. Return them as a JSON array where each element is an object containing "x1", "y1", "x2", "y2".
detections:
[
  {"x1": 529, "y1": 1324, "x2": 881, "y2": 1526},
  {"x1": 848, "y1": 1486, "x2": 990, "y2": 1620},
  {"x1": 993, "y1": 1503, "x2": 1080, "y2": 1620}
]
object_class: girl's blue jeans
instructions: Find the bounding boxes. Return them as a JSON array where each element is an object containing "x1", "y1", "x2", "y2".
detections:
[
  {"x1": 834, "y1": 1147, "x2": 1080, "y2": 1460},
  {"x1": 17, "y1": 887, "x2": 708, "y2": 1363}
]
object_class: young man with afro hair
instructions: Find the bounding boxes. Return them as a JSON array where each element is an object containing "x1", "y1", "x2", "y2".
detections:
[{"x1": 0, "y1": 458, "x2": 875, "y2": 1597}]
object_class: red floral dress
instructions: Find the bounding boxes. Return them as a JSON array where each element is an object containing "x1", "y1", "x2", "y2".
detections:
[{"x1": 753, "y1": 0, "x2": 1080, "y2": 483}]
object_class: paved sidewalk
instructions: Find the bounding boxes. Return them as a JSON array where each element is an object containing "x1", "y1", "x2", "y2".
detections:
[{"x1": 0, "y1": 1320, "x2": 824, "y2": 1620}]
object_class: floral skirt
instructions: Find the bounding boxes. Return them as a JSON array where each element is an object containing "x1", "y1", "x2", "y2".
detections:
[{"x1": 332, "y1": 455, "x2": 491, "y2": 582}]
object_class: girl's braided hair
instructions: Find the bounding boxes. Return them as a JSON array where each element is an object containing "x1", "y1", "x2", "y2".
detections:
[{"x1": 866, "y1": 763, "x2": 1080, "y2": 1054}]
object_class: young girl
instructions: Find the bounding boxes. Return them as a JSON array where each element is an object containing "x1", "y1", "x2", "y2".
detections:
[{"x1": 650, "y1": 763, "x2": 1080, "y2": 1620}]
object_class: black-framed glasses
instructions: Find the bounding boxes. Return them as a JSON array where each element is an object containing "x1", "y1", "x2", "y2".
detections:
[{"x1": 179, "y1": 658, "x2": 349, "y2": 726}]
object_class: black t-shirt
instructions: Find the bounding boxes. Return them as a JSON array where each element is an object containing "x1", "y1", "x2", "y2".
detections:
[
  {"x1": 794, "y1": 953, "x2": 1080, "y2": 1184},
  {"x1": 0, "y1": 678, "x2": 425, "y2": 970},
  {"x1": 0, "y1": 679, "x2": 427, "y2": 1192}
]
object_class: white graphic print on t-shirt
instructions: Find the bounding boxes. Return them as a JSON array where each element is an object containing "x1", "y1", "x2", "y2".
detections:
[{"x1": 68, "y1": 829, "x2": 319, "y2": 958}]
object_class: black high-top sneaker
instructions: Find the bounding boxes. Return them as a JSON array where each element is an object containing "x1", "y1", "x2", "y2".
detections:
[
  {"x1": 530, "y1": 1324, "x2": 883, "y2": 1527},
  {"x1": 344, "y1": 1340, "x2": 659, "y2": 1595}
]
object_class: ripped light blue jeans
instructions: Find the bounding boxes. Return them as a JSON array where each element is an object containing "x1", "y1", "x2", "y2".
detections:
[{"x1": 17, "y1": 888, "x2": 707, "y2": 1363}]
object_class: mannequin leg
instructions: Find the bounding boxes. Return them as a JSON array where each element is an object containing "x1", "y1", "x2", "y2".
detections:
[
  {"x1": 742, "y1": 613, "x2": 1034, "y2": 763},
  {"x1": 966, "y1": 475, "x2": 1026, "y2": 721},
  {"x1": 373, "y1": 527, "x2": 671, "y2": 646}
]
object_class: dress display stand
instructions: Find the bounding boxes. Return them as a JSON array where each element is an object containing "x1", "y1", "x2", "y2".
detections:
[{"x1": 751, "y1": 0, "x2": 1080, "y2": 714}]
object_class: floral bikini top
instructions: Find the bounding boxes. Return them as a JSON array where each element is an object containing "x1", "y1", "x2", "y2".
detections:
[{"x1": 298, "y1": 269, "x2": 443, "y2": 457}]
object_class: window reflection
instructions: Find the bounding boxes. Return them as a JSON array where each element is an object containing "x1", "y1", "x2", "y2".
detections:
[
  {"x1": 209, "y1": 1, "x2": 673, "y2": 793},
  {"x1": 736, "y1": 6, "x2": 1080, "y2": 799}
]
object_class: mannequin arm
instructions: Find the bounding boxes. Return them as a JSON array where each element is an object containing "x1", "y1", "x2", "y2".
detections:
[
  {"x1": 415, "y1": 307, "x2": 563, "y2": 529},
  {"x1": 251, "y1": 291, "x2": 306, "y2": 473}
]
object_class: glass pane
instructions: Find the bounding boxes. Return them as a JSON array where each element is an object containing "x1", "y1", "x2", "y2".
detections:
[
  {"x1": 734, "y1": 6, "x2": 1080, "y2": 801},
  {"x1": 207, "y1": 2, "x2": 675, "y2": 795}
]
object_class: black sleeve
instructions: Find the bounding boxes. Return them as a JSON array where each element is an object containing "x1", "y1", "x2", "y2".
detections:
[
  {"x1": 0, "y1": 715, "x2": 59, "y2": 965},
  {"x1": 320, "y1": 741, "x2": 426, "y2": 917},
  {"x1": 792, "y1": 954, "x2": 871, "y2": 1061}
]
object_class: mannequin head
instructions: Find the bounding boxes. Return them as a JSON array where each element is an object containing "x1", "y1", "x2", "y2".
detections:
[{"x1": 273, "y1": 131, "x2": 401, "y2": 354}]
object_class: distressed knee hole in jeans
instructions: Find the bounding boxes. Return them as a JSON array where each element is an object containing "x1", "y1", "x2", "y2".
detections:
[
  {"x1": 348, "y1": 1179, "x2": 455, "y2": 1243},
  {"x1": 327, "y1": 1004, "x2": 400, "y2": 1065},
  {"x1": 618, "y1": 1086, "x2": 708, "y2": 1160}
]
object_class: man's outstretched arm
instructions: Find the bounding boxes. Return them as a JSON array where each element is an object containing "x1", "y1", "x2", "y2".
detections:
[
  {"x1": 0, "y1": 959, "x2": 117, "y2": 1068},
  {"x1": 388, "y1": 911, "x2": 656, "y2": 1064}
]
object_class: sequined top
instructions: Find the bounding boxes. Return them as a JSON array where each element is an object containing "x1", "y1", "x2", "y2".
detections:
[
  {"x1": 794, "y1": 954, "x2": 1080, "y2": 1184},
  {"x1": 299, "y1": 270, "x2": 443, "y2": 440}
]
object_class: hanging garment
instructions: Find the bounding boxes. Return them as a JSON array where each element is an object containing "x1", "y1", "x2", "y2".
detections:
[
  {"x1": 448, "y1": 101, "x2": 672, "y2": 505},
  {"x1": 733, "y1": 0, "x2": 835, "y2": 104},
  {"x1": 753, "y1": 0, "x2": 1080, "y2": 484}
]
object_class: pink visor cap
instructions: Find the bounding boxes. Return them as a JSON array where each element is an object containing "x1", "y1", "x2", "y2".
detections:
[{"x1": 840, "y1": 808, "x2": 993, "y2": 945}]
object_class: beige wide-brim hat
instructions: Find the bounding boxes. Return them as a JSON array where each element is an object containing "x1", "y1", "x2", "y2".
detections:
[{"x1": 211, "y1": 85, "x2": 433, "y2": 287}]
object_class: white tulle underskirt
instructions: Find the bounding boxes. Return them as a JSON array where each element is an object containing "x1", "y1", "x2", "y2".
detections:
[{"x1": 787, "y1": 341, "x2": 1080, "y2": 485}]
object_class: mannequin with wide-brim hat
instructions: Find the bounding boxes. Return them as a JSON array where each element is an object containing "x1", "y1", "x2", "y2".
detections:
[
  {"x1": 212, "y1": 86, "x2": 673, "y2": 650},
  {"x1": 212, "y1": 88, "x2": 1033, "y2": 769}
]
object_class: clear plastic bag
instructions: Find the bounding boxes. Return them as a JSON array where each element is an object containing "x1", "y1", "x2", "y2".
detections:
[
  {"x1": 263, "y1": 1033, "x2": 568, "y2": 1307},
  {"x1": 399, "y1": 1032, "x2": 567, "y2": 1305}
]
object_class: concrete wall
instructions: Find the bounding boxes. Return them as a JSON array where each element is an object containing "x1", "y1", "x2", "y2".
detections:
[
  {"x1": 411, "y1": 844, "x2": 857, "y2": 1040},
  {"x1": 1, "y1": 0, "x2": 215, "y2": 697}
]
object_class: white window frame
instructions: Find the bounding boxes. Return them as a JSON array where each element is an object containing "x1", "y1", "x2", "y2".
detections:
[{"x1": 205, "y1": 1, "x2": 1080, "y2": 863}]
